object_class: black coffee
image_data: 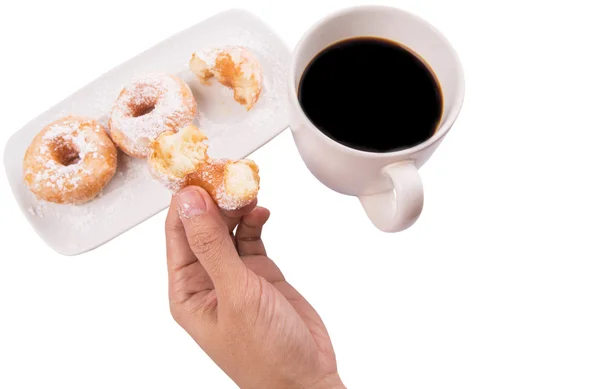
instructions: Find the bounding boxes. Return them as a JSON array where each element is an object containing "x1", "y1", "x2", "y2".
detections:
[{"x1": 298, "y1": 37, "x2": 443, "y2": 153}]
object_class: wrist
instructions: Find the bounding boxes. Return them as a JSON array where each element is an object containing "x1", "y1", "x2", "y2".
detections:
[{"x1": 310, "y1": 373, "x2": 346, "y2": 389}]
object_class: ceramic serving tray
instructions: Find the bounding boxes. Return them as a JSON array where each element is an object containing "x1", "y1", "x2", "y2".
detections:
[{"x1": 3, "y1": 9, "x2": 291, "y2": 256}]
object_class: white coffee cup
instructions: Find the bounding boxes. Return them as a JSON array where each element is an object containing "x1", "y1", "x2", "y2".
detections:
[{"x1": 288, "y1": 5, "x2": 465, "y2": 232}]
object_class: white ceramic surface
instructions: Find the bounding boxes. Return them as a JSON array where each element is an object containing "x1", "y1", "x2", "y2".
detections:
[
  {"x1": 288, "y1": 5, "x2": 465, "y2": 232},
  {"x1": 3, "y1": 9, "x2": 291, "y2": 256}
]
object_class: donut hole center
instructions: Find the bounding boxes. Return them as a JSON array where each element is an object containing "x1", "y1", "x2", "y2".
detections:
[
  {"x1": 132, "y1": 100, "x2": 157, "y2": 117},
  {"x1": 52, "y1": 139, "x2": 80, "y2": 166}
]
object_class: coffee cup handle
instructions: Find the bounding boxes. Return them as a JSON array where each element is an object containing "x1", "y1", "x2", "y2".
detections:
[{"x1": 358, "y1": 161, "x2": 424, "y2": 232}]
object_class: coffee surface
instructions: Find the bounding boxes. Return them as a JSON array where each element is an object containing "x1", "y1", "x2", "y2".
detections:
[{"x1": 298, "y1": 37, "x2": 443, "y2": 153}]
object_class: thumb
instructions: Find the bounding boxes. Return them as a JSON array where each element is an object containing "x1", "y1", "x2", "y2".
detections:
[{"x1": 175, "y1": 186, "x2": 245, "y2": 292}]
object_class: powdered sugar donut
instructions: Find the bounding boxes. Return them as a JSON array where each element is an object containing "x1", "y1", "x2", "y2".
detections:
[
  {"x1": 148, "y1": 125, "x2": 260, "y2": 210},
  {"x1": 23, "y1": 116, "x2": 117, "y2": 204},
  {"x1": 108, "y1": 73, "x2": 196, "y2": 158},
  {"x1": 148, "y1": 124, "x2": 209, "y2": 192},
  {"x1": 188, "y1": 159, "x2": 260, "y2": 211},
  {"x1": 190, "y1": 46, "x2": 263, "y2": 110}
]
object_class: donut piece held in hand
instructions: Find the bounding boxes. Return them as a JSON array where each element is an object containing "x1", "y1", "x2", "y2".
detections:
[
  {"x1": 190, "y1": 46, "x2": 263, "y2": 111},
  {"x1": 109, "y1": 73, "x2": 196, "y2": 158},
  {"x1": 148, "y1": 125, "x2": 260, "y2": 210},
  {"x1": 23, "y1": 116, "x2": 118, "y2": 204}
]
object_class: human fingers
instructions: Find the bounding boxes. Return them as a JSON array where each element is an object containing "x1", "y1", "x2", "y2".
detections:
[
  {"x1": 221, "y1": 198, "x2": 258, "y2": 234},
  {"x1": 235, "y1": 206, "x2": 270, "y2": 257},
  {"x1": 165, "y1": 197, "x2": 214, "y2": 301},
  {"x1": 174, "y1": 186, "x2": 246, "y2": 293}
]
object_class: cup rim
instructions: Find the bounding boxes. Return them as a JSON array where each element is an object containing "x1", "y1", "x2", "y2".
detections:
[{"x1": 288, "y1": 5, "x2": 466, "y2": 158}]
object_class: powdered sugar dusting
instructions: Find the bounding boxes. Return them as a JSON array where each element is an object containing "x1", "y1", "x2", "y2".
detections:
[
  {"x1": 117, "y1": 153, "x2": 153, "y2": 201},
  {"x1": 149, "y1": 164, "x2": 187, "y2": 192},
  {"x1": 182, "y1": 28, "x2": 288, "y2": 158},
  {"x1": 177, "y1": 202, "x2": 195, "y2": 219},
  {"x1": 17, "y1": 10, "x2": 290, "y2": 254},
  {"x1": 214, "y1": 186, "x2": 241, "y2": 211},
  {"x1": 109, "y1": 73, "x2": 195, "y2": 156},
  {"x1": 27, "y1": 119, "x2": 102, "y2": 193},
  {"x1": 25, "y1": 152, "x2": 155, "y2": 233},
  {"x1": 191, "y1": 45, "x2": 263, "y2": 110},
  {"x1": 193, "y1": 45, "x2": 260, "y2": 77},
  {"x1": 28, "y1": 202, "x2": 47, "y2": 219}
]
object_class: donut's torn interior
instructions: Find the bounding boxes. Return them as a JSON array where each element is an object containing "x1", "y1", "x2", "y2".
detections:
[
  {"x1": 189, "y1": 54, "x2": 214, "y2": 83},
  {"x1": 189, "y1": 48, "x2": 263, "y2": 110},
  {"x1": 224, "y1": 161, "x2": 259, "y2": 198},
  {"x1": 150, "y1": 124, "x2": 260, "y2": 204},
  {"x1": 151, "y1": 125, "x2": 208, "y2": 179}
]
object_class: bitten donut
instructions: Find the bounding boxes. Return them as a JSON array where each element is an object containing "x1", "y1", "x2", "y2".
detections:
[
  {"x1": 148, "y1": 125, "x2": 260, "y2": 210},
  {"x1": 23, "y1": 116, "x2": 118, "y2": 204},
  {"x1": 108, "y1": 73, "x2": 197, "y2": 158},
  {"x1": 189, "y1": 46, "x2": 263, "y2": 110}
]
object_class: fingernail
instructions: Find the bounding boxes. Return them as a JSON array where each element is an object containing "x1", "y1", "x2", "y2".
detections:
[{"x1": 176, "y1": 187, "x2": 206, "y2": 218}]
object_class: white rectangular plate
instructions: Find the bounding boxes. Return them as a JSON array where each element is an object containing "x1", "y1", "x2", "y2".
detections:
[{"x1": 3, "y1": 9, "x2": 291, "y2": 256}]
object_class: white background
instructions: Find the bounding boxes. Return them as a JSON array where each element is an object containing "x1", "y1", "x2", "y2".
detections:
[{"x1": 1, "y1": 0, "x2": 599, "y2": 388}]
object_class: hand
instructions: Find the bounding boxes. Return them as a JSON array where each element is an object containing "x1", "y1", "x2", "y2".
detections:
[{"x1": 165, "y1": 186, "x2": 346, "y2": 389}]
